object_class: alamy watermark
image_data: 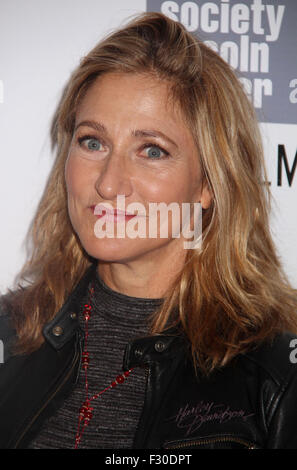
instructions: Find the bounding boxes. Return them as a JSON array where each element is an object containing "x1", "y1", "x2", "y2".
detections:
[
  {"x1": 289, "y1": 339, "x2": 297, "y2": 364},
  {"x1": 92, "y1": 195, "x2": 202, "y2": 250}
]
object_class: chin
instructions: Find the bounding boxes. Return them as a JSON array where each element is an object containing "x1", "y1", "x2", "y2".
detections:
[{"x1": 80, "y1": 235, "x2": 156, "y2": 263}]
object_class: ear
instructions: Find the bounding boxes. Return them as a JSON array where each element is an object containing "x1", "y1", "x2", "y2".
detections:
[{"x1": 200, "y1": 179, "x2": 213, "y2": 209}]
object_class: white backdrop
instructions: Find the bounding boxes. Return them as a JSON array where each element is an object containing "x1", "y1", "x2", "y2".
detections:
[{"x1": 0, "y1": 0, "x2": 296, "y2": 293}]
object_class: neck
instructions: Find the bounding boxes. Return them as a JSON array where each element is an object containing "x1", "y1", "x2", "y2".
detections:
[{"x1": 97, "y1": 245, "x2": 186, "y2": 299}]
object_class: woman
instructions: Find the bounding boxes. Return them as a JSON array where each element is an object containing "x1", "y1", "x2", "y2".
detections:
[{"x1": 1, "y1": 11, "x2": 297, "y2": 449}]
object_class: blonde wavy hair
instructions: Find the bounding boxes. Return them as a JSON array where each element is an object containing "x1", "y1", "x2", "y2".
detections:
[{"x1": 3, "y1": 11, "x2": 297, "y2": 376}]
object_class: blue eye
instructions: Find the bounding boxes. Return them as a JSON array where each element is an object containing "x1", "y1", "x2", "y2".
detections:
[
  {"x1": 87, "y1": 138, "x2": 101, "y2": 150},
  {"x1": 78, "y1": 135, "x2": 102, "y2": 151},
  {"x1": 142, "y1": 144, "x2": 170, "y2": 159},
  {"x1": 146, "y1": 146, "x2": 161, "y2": 158}
]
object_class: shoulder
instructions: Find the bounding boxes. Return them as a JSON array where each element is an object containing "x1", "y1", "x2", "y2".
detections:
[
  {"x1": 242, "y1": 331, "x2": 297, "y2": 386},
  {"x1": 242, "y1": 332, "x2": 297, "y2": 447}
]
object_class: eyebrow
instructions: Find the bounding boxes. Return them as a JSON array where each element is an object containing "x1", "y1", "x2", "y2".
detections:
[{"x1": 74, "y1": 120, "x2": 179, "y2": 149}]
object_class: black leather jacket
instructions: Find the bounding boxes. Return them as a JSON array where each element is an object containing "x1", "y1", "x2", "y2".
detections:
[{"x1": 1, "y1": 263, "x2": 297, "y2": 449}]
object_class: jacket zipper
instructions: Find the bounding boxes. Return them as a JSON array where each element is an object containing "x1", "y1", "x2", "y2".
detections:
[
  {"x1": 13, "y1": 343, "x2": 80, "y2": 449},
  {"x1": 164, "y1": 436, "x2": 258, "y2": 449}
]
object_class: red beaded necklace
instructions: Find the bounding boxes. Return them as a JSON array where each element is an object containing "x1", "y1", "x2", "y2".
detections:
[{"x1": 74, "y1": 280, "x2": 134, "y2": 449}]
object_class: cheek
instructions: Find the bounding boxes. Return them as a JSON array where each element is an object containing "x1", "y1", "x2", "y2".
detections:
[
  {"x1": 139, "y1": 169, "x2": 195, "y2": 205},
  {"x1": 65, "y1": 152, "x2": 90, "y2": 197}
]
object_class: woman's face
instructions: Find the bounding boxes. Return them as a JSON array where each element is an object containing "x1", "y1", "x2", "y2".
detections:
[{"x1": 65, "y1": 72, "x2": 211, "y2": 263}]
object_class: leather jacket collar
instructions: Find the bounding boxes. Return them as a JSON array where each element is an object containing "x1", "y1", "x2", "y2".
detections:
[{"x1": 42, "y1": 262, "x2": 188, "y2": 369}]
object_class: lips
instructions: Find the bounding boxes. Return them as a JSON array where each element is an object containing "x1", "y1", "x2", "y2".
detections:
[{"x1": 90, "y1": 204, "x2": 137, "y2": 221}]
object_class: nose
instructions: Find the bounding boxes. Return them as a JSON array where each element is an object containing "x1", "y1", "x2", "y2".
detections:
[{"x1": 94, "y1": 150, "x2": 133, "y2": 200}]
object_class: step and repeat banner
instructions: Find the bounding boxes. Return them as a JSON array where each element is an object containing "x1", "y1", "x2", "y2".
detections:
[{"x1": 0, "y1": 0, "x2": 296, "y2": 291}]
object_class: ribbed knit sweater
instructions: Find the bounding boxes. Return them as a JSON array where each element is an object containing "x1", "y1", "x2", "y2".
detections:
[{"x1": 28, "y1": 266, "x2": 163, "y2": 449}]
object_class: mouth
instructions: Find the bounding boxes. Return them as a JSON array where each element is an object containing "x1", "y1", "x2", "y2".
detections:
[{"x1": 89, "y1": 204, "x2": 141, "y2": 221}]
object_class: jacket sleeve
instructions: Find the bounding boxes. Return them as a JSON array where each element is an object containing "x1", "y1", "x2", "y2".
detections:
[{"x1": 265, "y1": 362, "x2": 297, "y2": 448}]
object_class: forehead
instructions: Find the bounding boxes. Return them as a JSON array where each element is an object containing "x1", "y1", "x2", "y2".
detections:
[
  {"x1": 75, "y1": 72, "x2": 189, "y2": 134},
  {"x1": 80, "y1": 72, "x2": 175, "y2": 109}
]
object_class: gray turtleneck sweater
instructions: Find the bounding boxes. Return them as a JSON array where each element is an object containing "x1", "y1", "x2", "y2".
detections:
[{"x1": 27, "y1": 266, "x2": 163, "y2": 449}]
